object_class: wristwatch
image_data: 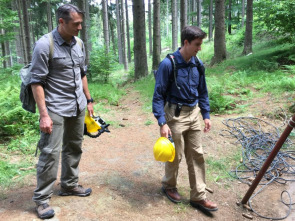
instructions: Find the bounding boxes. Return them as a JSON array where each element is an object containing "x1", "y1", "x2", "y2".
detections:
[
  {"x1": 87, "y1": 97, "x2": 94, "y2": 104},
  {"x1": 159, "y1": 122, "x2": 166, "y2": 126}
]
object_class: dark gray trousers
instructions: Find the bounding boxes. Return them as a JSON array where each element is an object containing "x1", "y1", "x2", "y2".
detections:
[{"x1": 33, "y1": 109, "x2": 85, "y2": 205}]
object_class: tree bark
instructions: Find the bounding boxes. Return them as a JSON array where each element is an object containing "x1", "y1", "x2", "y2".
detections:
[
  {"x1": 197, "y1": 0, "x2": 202, "y2": 27},
  {"x1": 180, "y1": 0, "x2": 187, "y2": 32},
  {"x1": 5, "y1": 40, "x2": 12, "y2": 67},
  {"x1": 152, "y1": 0, "x2": 161, "y2": 71},
  {"x1": 77, "y1": 0, "x2": 90, "y2": 66},
  {"x1": 21, "y1": 0, "x2": 31, "y2": 63},
  {"x1": 171, "y1": 0, "x2": 178, "y2": 50},
  {"x1": 47, "y1": 0, "x2": 53, "y2": 32},
  {"x1": 209, "y1": 0, "x2": 213, "y2": 41},
  {"x1": 241, "y1": 0, "x2": 245, "y2": 28},
  {"x1": 120, "y1": 0, "x2": 128, "y2": 70},
  {"x1": 132, "y1": 0, "x2": 148, "y2": 80},
  {"x1": 148, "y1": 0, "x2": 152, "y2": 56},
  {"x1": 228, "y1": 0, "x2": 232, "y2": 34},
  {"x1": 242, "y1": 0, "x2": 253, "y2": 55},
  {"x1": 116, "y1": 0, "x2": 123, "y2": 63},
  {"x1": 211, "y1": 0, "x2": 226, "y2": 65},
  {"x1": 125, "y1": 0, "x2": 131, "y2": 62},
  {"x1": 192, "y1": 0, "x2": 196, "y2": 25},
  {"x1": 102, "y1": 0, "x2": 110, "y2": 53}
]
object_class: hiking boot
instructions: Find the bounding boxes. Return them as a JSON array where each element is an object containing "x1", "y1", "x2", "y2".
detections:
[
  {"x1": 162, "y1": 187, "x2": 181, "y2": 203},
  {"x1": 190, "y1": 199, "x2": 218, "y2": 212},
  {"x1": 59, "y1": 185, "x2": 92, "y2": 197},
  {"x1": 36, "y1": 203, "x2": 55, "y2": 219}
]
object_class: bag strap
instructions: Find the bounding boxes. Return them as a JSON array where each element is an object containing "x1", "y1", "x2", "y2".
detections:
[
  {"x1": 166, "y1": 54, "x2": 180, "y2": 90},
  {"x1": 74, "y1": 36, "x2": 83, "y2": 51},
  {"x1": 48, "y1": 32, "x2": 54, "y2": 60}
]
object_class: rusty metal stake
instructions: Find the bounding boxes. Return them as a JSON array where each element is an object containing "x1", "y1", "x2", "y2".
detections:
[{"x1": 241, "y1": 114, "x2": 295, "y2": 205}]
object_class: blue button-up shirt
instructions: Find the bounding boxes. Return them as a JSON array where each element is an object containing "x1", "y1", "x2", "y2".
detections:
[
  {"x1": 152, "y1": 49, "x2": 210, "y2": 125},
  {"x1": 29, "y1": 28, "x2": 86, "y2": 117}
]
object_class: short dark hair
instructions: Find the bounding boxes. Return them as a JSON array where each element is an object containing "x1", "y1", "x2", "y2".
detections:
[
  {"x1": 181, "y1": 26, "x2": 207, "y2": 46},
  {"x1": 57, "y1": 4, "x2": 84, "y2": 23}
]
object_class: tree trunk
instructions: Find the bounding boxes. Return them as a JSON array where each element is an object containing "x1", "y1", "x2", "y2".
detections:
[
  {"x1": 120, "y1": 0, "x2": 128, "y2": 70},
  {"x1": 228, "y1": 0, "x2": 232, "y2": 34},
  {"x1": 211, "y1": 0, "x2": 226, "y2": 65},
  {"x1": 116, "y1": 0, "x2": 123, "y2": 63},
  {"x1": 102, "y1": 0, "x2": 110, "y2": 53},
  {"x1": 192, "y1": 0, "x2": 196, "y2": 25},
  {"x1": 77, "y1": 0, "x2": 90, "y2": 66},
  {"x1": 85, "y1": 0, "x2": 92, "y2": 53},
  {"x1": 1, "y1": 38, "x2": 6, "y2": 68},
  {"x1": 171, "y1": 0, "x2": 178, "y2": 50},
  {"x1": 148, "y1": 0, "x2": 152, "y2": 56},
  {"x1": 5, "y1": 40, "x2": 12, "y2": 67},
  {"x1": 12, "y1": 0, "x2": 23, "y2": 64},
  {"x1": 241, "y1": 0, "x2": 245, "y2": 28},
  {"x1": 47, "y1": 0, "x2": 53, "y2": 32},
  {"x1": 242, "y1": 0, "x2": 253, "y2": 55},
  {"x1": 152, "y1": 0, "x2": 161, "y2": 71},
  {"x1": 125, "y1": 0, "x2": 131, "y2": 62},
  {"x1": 209, "y1": 0, "x2": 213, "y2": 41},
  {"x1": 21, "y1": 0, "x2": 31, "y2": 63},
  {"x1": 109, "y1": 15, "x2": 117, "y2": 56},
  {"x1": 197, "y1": 0, "x2": 202, "y2": 27},
  {"x1": 180, "y1": 0, "x2": 187, "y2": 32},
  {"x1": 132, "y1": 0, "x2": 148, "y2": 80}
]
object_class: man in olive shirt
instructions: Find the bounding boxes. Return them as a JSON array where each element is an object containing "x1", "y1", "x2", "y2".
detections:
[{"x1": 30, "y1": 4, "x2": 93, "y2": 219}]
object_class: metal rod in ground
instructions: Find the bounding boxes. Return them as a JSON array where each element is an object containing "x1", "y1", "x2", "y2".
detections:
[{"x1": 241, "y1": 114, "x2": 295, "y2": 205}]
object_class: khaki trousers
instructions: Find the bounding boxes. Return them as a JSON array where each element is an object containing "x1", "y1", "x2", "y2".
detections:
[
  {"x1": 162, "y1": 103, "x2": 206, "y2": 201},
  {"x1": 33, "y1": 109, "x2": 85, "y2": 205}
]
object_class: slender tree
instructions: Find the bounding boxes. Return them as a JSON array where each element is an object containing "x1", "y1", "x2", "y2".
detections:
[
  {"x1": 132, "y1": 0, "x2": 148, "y2": 79},
  {"x1": 120, "y1": 0, "x2": 128, "y2": 70},
  {"x1": 102, "y1": 0, "x2": 110, "y2": 53},
  {"x1": 77, "y1": 0, "x2": 90, "y2": 66},
  {"x1": 241, "y1": 0, "x2": 245, "y2": 28},
  {"x1": 21, "y1": 0, "x2": 31, "y2": 63},
  {"x1": 242, "y1": 0, "x2": 253, "y2": 55},
  {"x1": 125, "y1": 0, "x2": 131, "y2": 62},
  {"x1": 211, "y1": 0, "x2": 226, "y2": 65},
  {"x1": 171, "y1": 0, "x2": 178, "y2": 50},
  {"x1": 228, "y1": 0, "x2": 232, "y2": 34},
  {"x1": 47, "y1": 0, "x2": 53, "y2": 32},
  {"x1": 209, "y1": 0, "x2": 213, "y2": 41},
  {"x1": 180, "y1": 0, "x2": 187, "y2": 31},
  {"x1": 148, "y1": 0, "x2": 152, "y2": 56},
  {"x1": 116, "y1": 0, "x2": 123, "y2": 63},
  {"x1": 197, "y1": 0, "x2": 202, "y2": 27},
  {"x1": 192, "y1": 0, "x2": 196, "y2": 25},
  {"x1": 152, "y1": 0, "x2": 161, "y2": 70}
]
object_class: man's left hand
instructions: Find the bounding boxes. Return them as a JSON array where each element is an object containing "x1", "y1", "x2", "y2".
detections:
[
  {"x1": 204, "y1": 119, "x2": 211, "y2": 133},
  {"x1": 87, "y1": 103, "x2": 94, "y2": 117}
]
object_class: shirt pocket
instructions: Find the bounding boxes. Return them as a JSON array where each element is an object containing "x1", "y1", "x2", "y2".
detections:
[
  {"x1": 52, "y1": 54, "x2": 67, "y2": 69},
  {"x1": 190, "y1": 67, "x2": 199, "y2": 87}
]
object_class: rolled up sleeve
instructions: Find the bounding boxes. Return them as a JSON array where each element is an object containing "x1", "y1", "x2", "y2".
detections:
[{"x1": 29, "y1": 37, "x2": 50, "y2": 86}]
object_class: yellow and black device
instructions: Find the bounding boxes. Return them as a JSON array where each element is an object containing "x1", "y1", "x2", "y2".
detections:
[{"x1": 84, "y1": 112, "x2": 110, "y2": 138}]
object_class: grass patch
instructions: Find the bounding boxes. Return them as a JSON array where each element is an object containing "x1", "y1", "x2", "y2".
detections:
[{"x1": 0, "y1": 159, "x2": 35, "y2": 188}]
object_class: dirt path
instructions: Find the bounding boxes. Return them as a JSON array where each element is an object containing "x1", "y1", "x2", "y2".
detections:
[{"x1": 0, "y1": 86, "x2": 294, "y2": 220}]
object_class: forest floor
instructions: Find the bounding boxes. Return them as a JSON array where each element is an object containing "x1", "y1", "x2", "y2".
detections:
[{"x1": 1, "y1": 86, "x2": 295, "y2": 221}]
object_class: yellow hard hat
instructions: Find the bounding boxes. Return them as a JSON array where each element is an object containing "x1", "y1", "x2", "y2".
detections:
[{"x1": 153, "y1": 137, "x2": 175, "y2": 162}]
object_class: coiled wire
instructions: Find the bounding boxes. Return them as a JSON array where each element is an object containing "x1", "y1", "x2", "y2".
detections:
[{"x1": 220, "y1": 117, "x2": 295, "y2": 220}]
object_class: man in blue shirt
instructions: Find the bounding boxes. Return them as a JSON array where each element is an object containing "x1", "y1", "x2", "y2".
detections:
[{"x1": 152, "y1": 26, "x2": 218, "y2": 212}]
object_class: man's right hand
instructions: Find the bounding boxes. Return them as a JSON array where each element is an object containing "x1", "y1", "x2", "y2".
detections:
[
  {"x1": 39, "y1": 115, "x2": 53, "y2": 134},
  {"x1": 160, "y1": 124, "x2": 171, "y2": 138}
]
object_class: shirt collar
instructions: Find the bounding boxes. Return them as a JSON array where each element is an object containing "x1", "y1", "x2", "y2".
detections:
[
  {"x1": 52, "y1": 27, "x2": 77, "y2": 46},
  {"x1": 174, "y1": 48, "x2": 196, "y2": 65}
]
